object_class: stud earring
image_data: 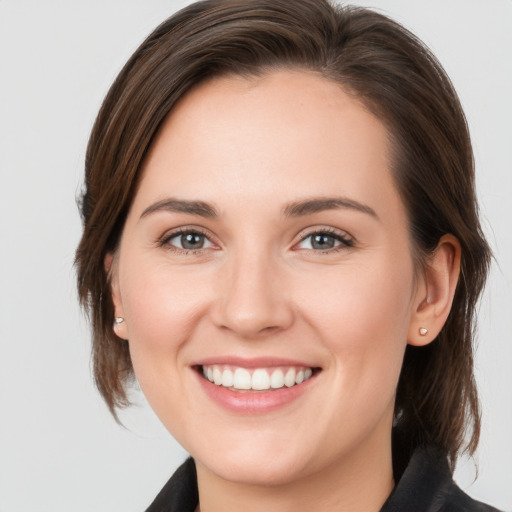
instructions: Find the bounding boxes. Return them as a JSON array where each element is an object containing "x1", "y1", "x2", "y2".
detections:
[
  {"x1": 114, "y1": 317, "x2": 125, "y2": 325},
  {"x1": 419, "y1": 327, "x2": 428, "y2": 336}
]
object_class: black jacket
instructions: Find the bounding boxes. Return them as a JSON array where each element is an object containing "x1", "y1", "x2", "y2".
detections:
[{"x1": 146, "y1": 447, "x2": 501, "y2": 512}]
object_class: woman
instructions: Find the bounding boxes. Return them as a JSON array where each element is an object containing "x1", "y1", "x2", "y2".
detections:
[{"x1": 75, "y1": 1, "x2": 500, "y2": 510}]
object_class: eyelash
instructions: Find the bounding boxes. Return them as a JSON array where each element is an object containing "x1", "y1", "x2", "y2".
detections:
[
  {"x1": 295, "y1": 227, "x2": 354, "y2": 253},
  {"x1": 157, "y1": 226, "x2": 354, "y2": 254},
  {"x1": 158, "y1": 227, "x2": 216, "y2": 255}
]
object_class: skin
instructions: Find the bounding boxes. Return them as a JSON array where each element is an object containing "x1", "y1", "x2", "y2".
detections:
[{"x1": 109, "y1": 70, "x2": 460, "y2": 512}]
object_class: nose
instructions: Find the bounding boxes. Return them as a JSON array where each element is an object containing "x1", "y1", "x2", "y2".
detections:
[{"x1": 210, "y1": 249, "x2": 294, "y2": 339}]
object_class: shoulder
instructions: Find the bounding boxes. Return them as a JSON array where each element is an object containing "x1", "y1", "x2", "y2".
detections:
[
  {"x1": 145, "y1": 458, "x2": 198, "y2": 512},
  {"x1": 381, "y1": 445, "x2": 502, "y2": 512},
  {"x1": 439, "y1": 483, "x2": 502, "y2": 512}
]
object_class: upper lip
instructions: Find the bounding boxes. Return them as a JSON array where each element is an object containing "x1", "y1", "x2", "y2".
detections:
[{"x1": 191, "y1": 356, "x2": 320, "y2": 369}]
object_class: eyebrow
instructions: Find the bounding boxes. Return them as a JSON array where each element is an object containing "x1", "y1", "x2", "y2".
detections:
[
  {"x1": 283, "y1": 196, "x2": 379, "y2": 220},
  {"x1": 140, "y1": 198, "x2": 219, "y2": 219},
  {"x1": 139, "y1": 195, "x2": 378, "y2": 221}
]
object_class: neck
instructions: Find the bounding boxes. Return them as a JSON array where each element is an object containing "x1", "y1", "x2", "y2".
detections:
[{"x1": 195, "y1": 433, "x2": 395, "y2": 512}]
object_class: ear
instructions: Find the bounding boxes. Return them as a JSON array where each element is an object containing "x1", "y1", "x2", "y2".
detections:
[
  {"x1": 105, "y1": 252, "x2": 128, "y2": 340},
  {"x1": 408, "y1": 234, "x2": 461, "y2": 347}
]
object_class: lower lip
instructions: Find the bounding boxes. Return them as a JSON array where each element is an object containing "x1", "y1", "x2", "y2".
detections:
[{"x1": 195, "y1": 371, "x2": 316, "y2": 414}]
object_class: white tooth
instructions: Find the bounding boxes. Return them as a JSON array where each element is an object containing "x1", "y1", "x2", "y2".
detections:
[
  {"x1": 222, "y1": 369, "x2": 234, "y2": 387},
  {"x1": 233, "y1": 368, "x2": 251, "y2": 389},
  {"x1": 207, "y1": 366, "x2": 214, "y2": 382},
  {"x1": 284, "y1": 368, "x2": 296, "y2": 387},
  {"x1": 305, "y1": 368, "x2": 313, "y2": 380},
  {"x1": 213, "y1": 366, "x2": 222, "y2": 385},
  {"x1": 202, "y1": 366, "x2": 208, "y2": 378},
  {"x1": 270, "y1": 369, "x2": 285, "y2": 389},
  {"x1": 295, "y1": 369, "x2": 305, "y2": 384},
  {"x1": 252, "y1": 369, "x2": 271, "y2": 390}
]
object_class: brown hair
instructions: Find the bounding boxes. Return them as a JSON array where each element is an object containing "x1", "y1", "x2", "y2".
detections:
[{"x1": 76, "y1": 0, "x2": 491, "y2": 468}]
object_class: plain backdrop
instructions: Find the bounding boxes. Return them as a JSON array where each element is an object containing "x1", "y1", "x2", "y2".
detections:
[{"x1": 0, "y1": 1, "x2": 511, "y2": 511}]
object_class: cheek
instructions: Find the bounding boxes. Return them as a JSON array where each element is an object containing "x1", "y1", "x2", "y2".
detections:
[
  {"x1": 302, "y1": 257, "x2": 413, "y2": 332},
  {"x1": 119, "y1": 259, "x2": 212, "y2": 372},
  {"x1": 296, "y1": 258, "x2": 414, "y2": 389},
  {"x1": 118, "y1": 260, "x2": 217, "y2": 432}
]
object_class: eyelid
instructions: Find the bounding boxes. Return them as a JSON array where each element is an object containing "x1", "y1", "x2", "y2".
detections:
[
  {"x1": 156, "y1": 224, "x2": 354, "y2": 253},
  {"x1": 157, "y1": 225, "x2": 220, "y2": 252},
  {"x1": 293, "y1": 226, "x2": 355, "y2": 251}
]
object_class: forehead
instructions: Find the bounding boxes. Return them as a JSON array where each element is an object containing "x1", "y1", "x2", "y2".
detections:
[{"x1": 135, "y1": 70, "x2": 403, "y2": 222}]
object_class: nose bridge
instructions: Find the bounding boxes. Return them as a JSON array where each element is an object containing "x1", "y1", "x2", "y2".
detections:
[{"x1": 212, "y1": 240, "x2": 293, "y2": 337}]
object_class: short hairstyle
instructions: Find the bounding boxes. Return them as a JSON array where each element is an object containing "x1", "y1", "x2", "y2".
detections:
[{"x1": 76, "y1": 0, "x2": 491, "y2": 468}]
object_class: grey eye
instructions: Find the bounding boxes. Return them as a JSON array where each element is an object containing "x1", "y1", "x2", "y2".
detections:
[
  {"x1": 310, "y1": 233, "x2": 337, "y2": 250},
  {"x1": 296, "y1": 231, "x2": 352, "y2": 251},
  {"x1": 167, "y1": 231, "x2": 213, "y2": 250}
]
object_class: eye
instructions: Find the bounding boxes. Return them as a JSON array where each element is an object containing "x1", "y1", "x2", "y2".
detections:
[
  {"x1": 163, "y1": 230, "x2": 215, "y2": 251},
  {"x1": 296, "y1": 230, "x2": 353, "y2": 251}
]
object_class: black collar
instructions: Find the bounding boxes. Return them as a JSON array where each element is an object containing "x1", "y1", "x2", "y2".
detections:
[{"x1": 146, "y1": 448, "x2": 500, "y2": 512}]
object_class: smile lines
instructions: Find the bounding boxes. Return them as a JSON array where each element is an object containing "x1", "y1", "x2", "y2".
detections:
[{"x1": 201, "y1": 365, "x2": 314, "y2": 391}]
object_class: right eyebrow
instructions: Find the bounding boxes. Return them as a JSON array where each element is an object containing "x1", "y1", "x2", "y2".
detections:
[
  {"x1": 282, "y1": 196, "x2": 379, "y2": 220},
  {"x1": 139, "y1": 198, "x2": 219, "y2": 220}
]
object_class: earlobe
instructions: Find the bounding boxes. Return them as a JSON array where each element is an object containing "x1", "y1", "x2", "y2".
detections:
[
  {"x1": 408, "y1": 234, "x2": 461, "y2": 347},
  {"x1": 104, "y1": 252, "x2": 129, "y2": 340}
]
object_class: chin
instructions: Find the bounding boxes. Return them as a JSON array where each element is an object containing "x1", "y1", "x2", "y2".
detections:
[
  {"x1": 200, "y1": 451, "x2": 311, "y2": 486},
  {"x1": 188, "y1": 429, "x2": 321, "y2": 486}
]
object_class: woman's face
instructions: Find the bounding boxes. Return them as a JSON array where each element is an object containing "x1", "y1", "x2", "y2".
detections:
[{"x1": 111, "y1": 70, "x2": 425, "y2": 485}]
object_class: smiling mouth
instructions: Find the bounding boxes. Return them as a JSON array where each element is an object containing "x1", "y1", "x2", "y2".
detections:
[{"x1": 197, "y1": 365, "x2": 320, "y2": 392}]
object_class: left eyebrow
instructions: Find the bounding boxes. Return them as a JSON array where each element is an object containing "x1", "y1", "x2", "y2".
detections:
[
  {"x1": 282, "y1": 196, "x2": 379, "y2": 220},
  {"x1": 139, "y1": 198, "x2": 219, "y2": 220}
]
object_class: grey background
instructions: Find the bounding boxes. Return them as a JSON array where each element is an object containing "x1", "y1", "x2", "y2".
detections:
[{"x1": 0, "y1": 1, "x2": 510, "y2": 511}]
